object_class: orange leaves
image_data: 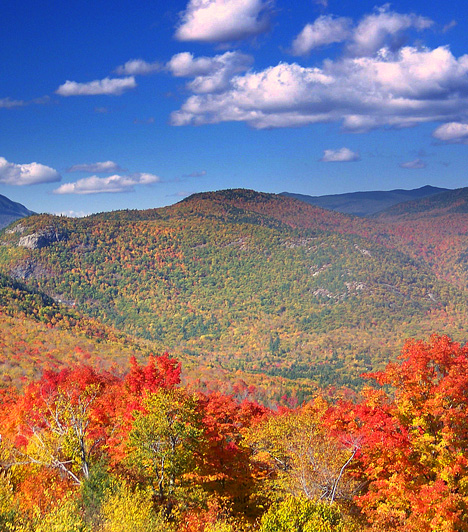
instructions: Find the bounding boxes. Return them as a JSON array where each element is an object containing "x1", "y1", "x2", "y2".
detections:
[
  {"x1": 125, "y1": 353, "x2": 181, "y2": 396},
  {"x1": 346, "y1": 335, "x2": 468, "y2": 531}
]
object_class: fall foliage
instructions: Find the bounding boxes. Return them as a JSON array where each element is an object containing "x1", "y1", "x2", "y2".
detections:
[{"x1": 0, "y1": 335, "x2": 467, "y2": 530}]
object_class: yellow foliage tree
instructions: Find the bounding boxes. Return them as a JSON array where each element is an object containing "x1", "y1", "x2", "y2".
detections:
[
  {"x1": 101, "y1": 482, "x2": 171, "y2": 532},
  {"x1": 245, "y1": 402, "x2": 358, "y2": 503}
]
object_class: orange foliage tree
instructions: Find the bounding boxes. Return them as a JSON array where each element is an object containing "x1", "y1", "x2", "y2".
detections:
[{"x1": 338, "y1": 335, "x2": 468, "y2": 531}]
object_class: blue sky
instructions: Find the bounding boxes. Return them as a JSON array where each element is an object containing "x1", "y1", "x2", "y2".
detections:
[{"x1": 2, "y1": 0, "x2": 468, "y2": 215}]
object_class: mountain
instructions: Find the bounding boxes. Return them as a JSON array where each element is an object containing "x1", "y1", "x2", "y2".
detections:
[
  {"x1": 374, "y1": 187, "x2": 468, "y2": 219},
  {"x1": 0, "y1": 193, "x2": 35, "y2": 229},
  {"x1": 282, "y1": 185, "x2": 449, "y2": 217},
  {"x1": 1, "y1": 188, "x2": 467, "y2": 390}
]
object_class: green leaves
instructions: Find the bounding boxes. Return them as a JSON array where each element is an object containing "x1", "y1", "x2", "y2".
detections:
[
  {"x1": 259, "y1": 496, "x2": 346, "y2": 532},
  {"x1": 127, "y1": 389, "x2": 204, "y2": 501}
]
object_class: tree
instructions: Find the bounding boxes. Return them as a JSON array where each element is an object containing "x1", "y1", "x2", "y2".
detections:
[
  {"x1": 3, "y1": 365, "x2": 115, "y2": 486},
  {"x1": 258, "y1": 496, "x2": 347, "y2": 532},
  {"x1": 246, "y1": 400, "x2": 358, "y2": 504},
  {"x1": 101, "y1": 482, "x2": 171, "y2": 532},
  {"x1": 353, "y1": 335, "x2": 468, "y2": 531},
  {"x1": 126, "y1": 389, "x2": 204, "y2": 503}
]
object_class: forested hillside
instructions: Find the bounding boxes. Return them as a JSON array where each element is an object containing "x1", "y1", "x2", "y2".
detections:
[
  {"x1": 1, "y1": 189, "x2": 467, "y2": 388},
  {"x1": 2, "y1": 189, "x2": 468, "y2": 531}
]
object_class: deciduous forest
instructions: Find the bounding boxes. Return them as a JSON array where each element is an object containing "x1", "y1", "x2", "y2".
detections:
[{"x1": 2, "y1": 189, "x2": 468, "y2": 530}]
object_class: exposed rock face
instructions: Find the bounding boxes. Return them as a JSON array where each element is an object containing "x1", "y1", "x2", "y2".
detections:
[
  {"x1": 18, "y1": 228, "x2": 67, "y2": 250},
  {"x1": 10, "y1": 260, "x2": 51, "y2": 280},
  {"x1": 5, "y1": 224, "x2": 26, "y2": 235}
]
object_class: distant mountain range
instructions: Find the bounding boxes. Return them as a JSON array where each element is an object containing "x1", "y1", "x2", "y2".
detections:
[
  {"x1": 373, "y1": 186, "x2": 468, "y2": 219},
  {"x1": 0, "y1": 185, "x2": 456, "y2": 231},
  {"x1": 0, "y1": 194, "x2": 35, "y2": 229},
  {"x1": 281, "y1": 185, "x2": 449, "y2": 217}
]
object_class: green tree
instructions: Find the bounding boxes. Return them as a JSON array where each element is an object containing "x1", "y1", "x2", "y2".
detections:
[{"x1": 126, "y1": 389, "x2": 204, "y2": 502}]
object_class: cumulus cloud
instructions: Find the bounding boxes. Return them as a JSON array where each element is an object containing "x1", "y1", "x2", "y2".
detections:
[
  {"x1": 0, "y1": 157, "x2": 61, "y2": 185},
  {"x1": 67, "y1": 161, "x2": 123, "y2": 173},
  {"x1": 432, "y1": 122, "x2": 468, "y2": 144},
  {"x1": 291, "y1": 16, "x2": 352, "y2": 55},
  {"x1": 348, "y1": 6, "x2": 433, "y2": 57},
  {"x1": 399, "y1": 158, "x2": 427, "y2": 169},
  {"x1": 320, "y1": 148, "x2": 360, "y2": 162},
  {"x1": 114, "y1": 59, "x2": 161, "y2": 76},
  {"x1": 53, "y1": 173, "x2": 160, "y2": 195},
  {"x1": 290, "y1": 6, "x2": 433, "y2": 58},
  {"x1": 170, "y1": 45, "x2": 468, "y2": 130},
  {"x1": 175, "y1": 0, "x2": 272, "y2": 43},
  {"x1": 56, "y1": 77, "x2": 136, "y2": 96},
  {"x1": 167, "y1": 51, "x2": 253, "y2": 93}
]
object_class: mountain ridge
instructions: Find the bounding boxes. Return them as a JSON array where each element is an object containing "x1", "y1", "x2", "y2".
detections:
[
  {"x1": 374, "y1": 187, "x2": 468, "y2": 219},
  {"x1": 281, "y1": 185, "x2": 449, "y2": 217},
  {"x1": 0, "y1": 193, "x2": 35, "y2": 229}
]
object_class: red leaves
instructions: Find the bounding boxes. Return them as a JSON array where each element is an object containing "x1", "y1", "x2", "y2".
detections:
[
  {"x1": 344, "y1": 335, "x2": 468, "y2": 531},
  {"x1": 125, "y1": 352, "x2": 181, "y2": 396}
]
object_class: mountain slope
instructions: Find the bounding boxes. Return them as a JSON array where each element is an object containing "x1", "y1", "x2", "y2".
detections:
[
  {"x1": 282, "y1": 185, "x2": 448, "y2": 217},
  {"x1": 374, "y1": 187, "x2": 468, "y2": 219},
  {"x1": 0, "y1": 193, "x2": 35, "y2": 229},
  {"x1": 0, "y1": 189, "x2": 467, "y2": 388}
]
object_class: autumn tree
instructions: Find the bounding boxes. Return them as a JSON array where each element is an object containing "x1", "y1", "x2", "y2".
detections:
[
  {"x1": 125, "y1": 388, "x2": 204, "y2": 505},
  {"x1": 351, "y1": 335, "x2": 468, "y2": 531},
  {"x1": 246, "y1": 400, "x2": 358, "y2": 505},
  {"x1": 1, "y1": 365, "x2": 117, "y2": 492}
]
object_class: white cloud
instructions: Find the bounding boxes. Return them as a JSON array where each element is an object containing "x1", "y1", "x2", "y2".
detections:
[
  {"x1": 175, "y1": 0, "x2": 272, "y2": 43},
  {"x1": 432, "y1": 122, "x2": 468, "y2": 144},
  {"x1": 290, "y1": 6, "x2": 433, "y2": 58},
  {"x1": 170, "y1": 45, "x2": 468, "y2": 130},
  {"x1": 348, "y1": 6, "x2": 433, "y2": 57},
  {"x1": 399, "y1": 158, "x2": 427, "y2": 169},
  {"x1": 67, "y1": 161, "x2": 123, "y2": 173},
  {"x1": 0, "y1": 97, "x2": 26, "y2": 109},
  {"x1": 291, "y1": 16, "x2": 352, "y2": 55},
  {"x1": 0, "y1": 157, "x2": 61, "y2": 185},
  {"x1": 114, "y1": 59, "x2": 161, "y2": 76},
  {"x1": 167, "y1": 51, "x2": 253, "y2": 93},
  {"x1": 320, "y1": 148, "x2": 360, "y2": 162},
  {"x1": 53, "y1": 173, "x2": 160, "y2": 195},
  {"x1": 56, "y1": 77, "x2": 136, "y2": 96}
]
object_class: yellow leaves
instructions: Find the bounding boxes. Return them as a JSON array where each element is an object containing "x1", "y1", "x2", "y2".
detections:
[
  {"x1": 101, "y1": 482, "x2": 171, "y2": 532},
  {"x1": 33, "y1": 497, "x2": 87, "y2": 532},
  {"x1": 245, "y1": 405, "x2": 357, "y2": 504},
  {"x1": 258, "y1": 496, "x2": 348, "y2": 532}
]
